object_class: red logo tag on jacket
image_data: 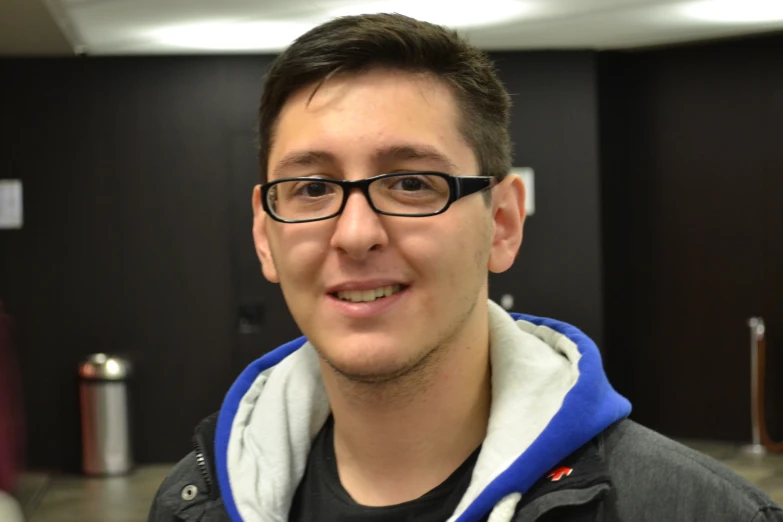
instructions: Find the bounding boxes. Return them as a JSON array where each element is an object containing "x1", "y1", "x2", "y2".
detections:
[{"x1": 547, "y1": 467, "x2": 573, "y2": 482}]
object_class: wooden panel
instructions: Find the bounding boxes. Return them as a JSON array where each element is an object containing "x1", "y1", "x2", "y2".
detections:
[
  {"x1": 601, "y1": 33, "x2": 783, "y2": 441},
  {"x1": 0, "y1": 56, "x2": 273, "y2": 469},
  {"x1": 490, "y1": 52, "x2": 605, "y2": 349}
]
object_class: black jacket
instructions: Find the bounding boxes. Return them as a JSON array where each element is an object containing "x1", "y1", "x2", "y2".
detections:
[{"x1": 148, "y1": 416, "x2": 783, "y2": 522}]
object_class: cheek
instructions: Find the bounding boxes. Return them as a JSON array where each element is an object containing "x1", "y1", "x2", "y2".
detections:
[
  {"x1": 397, "y1": 217, "x2": 488, "y2": 287},
  {"x1": 270, "y1": 230, "x2": 330, "y2": 288},
  {"x1": 450, "y1": 221, "x2": 492, "y2": 287}
]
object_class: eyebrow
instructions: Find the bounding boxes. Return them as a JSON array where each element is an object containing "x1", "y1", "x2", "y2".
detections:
[
  {"x1": 271, "y1": 150, "x2": 334, "y2": 179},
  {"x1": 382, "y1": 144, "x2": 459, "y2": 172},
  {"x1": 271, "y1": 144, "x2": 460, "y2": 179}
]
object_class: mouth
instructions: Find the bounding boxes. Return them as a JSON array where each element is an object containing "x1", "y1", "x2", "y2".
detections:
[{"x1": 330, "y1": 284, "x2": 408, "y2": 303}]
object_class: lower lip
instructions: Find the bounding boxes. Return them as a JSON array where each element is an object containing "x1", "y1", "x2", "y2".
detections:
[{"x1": 327, "y1": 287, "x2": 409, "y2": 319}]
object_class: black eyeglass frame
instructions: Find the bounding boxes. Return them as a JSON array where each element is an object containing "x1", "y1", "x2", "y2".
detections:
[{"x1": 261, "y1": 171, "x2": 496, "y2": 224}]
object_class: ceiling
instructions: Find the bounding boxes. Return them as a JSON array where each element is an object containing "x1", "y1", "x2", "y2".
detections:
[
  {"x1": 0, "y1": 0, "x2": 72, "y2": 55},
  {"x1": 3, "y1": 0, "x2": 783, "y2": 56}
]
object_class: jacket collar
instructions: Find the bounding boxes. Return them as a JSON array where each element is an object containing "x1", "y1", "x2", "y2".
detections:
[
  {"x1": 153, "y1": 412, "x2": 229, "y2": 522},
  {"x1": 513, "y1": 422, "x2": 616, "y2": 521},
  {"x1": 164, "y1": 416, "x2": 618, "y2": 522}
]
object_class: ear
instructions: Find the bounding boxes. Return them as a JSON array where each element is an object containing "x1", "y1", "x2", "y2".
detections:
[
  {"x1": 488, "y1": 174, "x2": 526, "y2": 274},
  {"x1": 252, "y1": 185, "x2": 280, "y2": 283}
]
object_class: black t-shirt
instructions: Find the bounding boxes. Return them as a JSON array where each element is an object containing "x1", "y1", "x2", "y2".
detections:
[{"x1": 288, "y1": 416, "x2": 482, "y2": 522}]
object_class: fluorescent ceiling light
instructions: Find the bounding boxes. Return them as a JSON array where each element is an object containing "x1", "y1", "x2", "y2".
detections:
[
  {"x1": 149, "y1": 20, "x2": 314, "y2": 52},
  {"x1": 329, "y1": 0, "x2": 536, "y2": 28},
  {"x1": 680, "y1": 0, "x2": 783, "y2": 23}
]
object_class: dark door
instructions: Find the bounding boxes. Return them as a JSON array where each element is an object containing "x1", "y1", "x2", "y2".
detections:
[{"x1": 227, "y1": 133, "x2": 302, "y2": 376}]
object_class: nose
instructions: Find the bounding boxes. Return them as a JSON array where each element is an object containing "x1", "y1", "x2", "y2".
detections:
[{"x1": 329, "y1": 188, "x2": 389, "y2": 260}]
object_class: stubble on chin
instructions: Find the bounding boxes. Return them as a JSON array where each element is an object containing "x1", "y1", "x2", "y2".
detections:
[{"x1": 315, "y1": 296, "x2": 478, "y2": 405}]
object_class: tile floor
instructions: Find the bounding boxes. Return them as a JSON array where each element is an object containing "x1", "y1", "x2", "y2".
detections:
[
  {"x1": 12, "y1": 442, "x2": 783, "y2": 521},
  {"x1": 16, "y1": 465, "x2": 171, "y2": 522}
]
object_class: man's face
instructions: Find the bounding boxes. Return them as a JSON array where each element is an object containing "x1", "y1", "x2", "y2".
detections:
[{"x1": 253, "y1": 68, "x2": 519, "y2": 382}]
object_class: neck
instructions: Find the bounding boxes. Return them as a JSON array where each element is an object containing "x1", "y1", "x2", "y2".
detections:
[{"x1": 321, "y1": 305, "x2": 491, "y2": 507}]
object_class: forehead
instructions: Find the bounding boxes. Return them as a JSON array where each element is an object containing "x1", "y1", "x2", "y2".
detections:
[{"x1": 267, "y1": 68, "x2": 476, "y2": 179}]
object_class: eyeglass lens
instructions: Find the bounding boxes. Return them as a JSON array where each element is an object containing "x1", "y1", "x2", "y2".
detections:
[{"x1": 267, "y1": 173, "x2": 451, "y2": 221}]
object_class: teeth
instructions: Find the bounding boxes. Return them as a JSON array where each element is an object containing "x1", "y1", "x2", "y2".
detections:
[{"x1": 337, "y1": 285, "x2": 403, "y2": 303}]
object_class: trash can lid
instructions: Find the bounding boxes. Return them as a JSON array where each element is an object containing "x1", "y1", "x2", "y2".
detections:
[{"x1": 78, "y1": 353, "x2": 131, "y2": 380}]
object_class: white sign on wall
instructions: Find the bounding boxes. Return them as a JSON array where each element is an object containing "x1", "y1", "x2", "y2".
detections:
[
  {"x1": 511, "y1": 167, "x2": 535, "y2": 216},
  {"x1": 0, "y1": 179, "x2": 23, "y2": 229}
]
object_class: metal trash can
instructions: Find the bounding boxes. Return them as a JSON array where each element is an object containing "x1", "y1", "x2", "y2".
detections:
[{"x1": 78, "y1": 353, "x2": 133, "y2": 475}]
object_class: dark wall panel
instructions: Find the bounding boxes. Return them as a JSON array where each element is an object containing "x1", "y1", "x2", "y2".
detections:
[
  {"x1": 600, "y1": 33, "x2": 783, "y2": 441},
  {"x1": 491, "y1": 52, "x2": 605, "y2": 349},
  {"x1": 0, "y1": 56, "x2": 274, "y2": 469}
]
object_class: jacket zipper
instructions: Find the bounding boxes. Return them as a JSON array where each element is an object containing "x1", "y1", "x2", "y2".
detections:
[{"x1": 192, "y1": 435, "x2": 214, "y2": 495}]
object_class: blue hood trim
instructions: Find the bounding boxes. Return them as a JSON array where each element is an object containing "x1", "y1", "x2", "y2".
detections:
[
  {"x1": 216, "y1": 336, "x2": 309, "y2": 522},
  {"x1": 215, "y1": 314, "x2": 631, "y2": 522},
  {"x1": 452, "y1": 313, "x2": 630, "y2": 522}
]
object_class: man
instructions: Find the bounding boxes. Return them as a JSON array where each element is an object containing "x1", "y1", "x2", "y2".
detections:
[{"x1": 149, "y1": 13, "x2": 783, "y2": 522}]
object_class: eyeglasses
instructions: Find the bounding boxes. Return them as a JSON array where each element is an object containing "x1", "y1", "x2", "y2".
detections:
[{"x1": 261, "y1": 171, "x2": 496, "y2": 224}]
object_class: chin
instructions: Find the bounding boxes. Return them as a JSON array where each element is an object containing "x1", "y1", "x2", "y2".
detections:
[{"x1": 317, "y1": 341, "x2": 427, "y2": 384}]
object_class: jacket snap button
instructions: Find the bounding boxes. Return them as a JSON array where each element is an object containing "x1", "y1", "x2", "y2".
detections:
[{"x1": 181, "y1": 485, "x2": 199, "y2": 501}]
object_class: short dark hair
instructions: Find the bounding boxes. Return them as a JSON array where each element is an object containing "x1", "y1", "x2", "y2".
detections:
[{"x1": 257, "y1": 13, "x2": 512, "y2": 184}]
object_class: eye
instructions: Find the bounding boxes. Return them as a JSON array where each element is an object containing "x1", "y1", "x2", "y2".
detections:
[
  {"x1": 390, "y1": 175, "x2": 433, "y2": 192},
  {"x1": 293, "y1": 180, "x2": 335, "y2": 198},
  {"x1": 399, "y1": 177, "x2": 425, "y2": 191}
]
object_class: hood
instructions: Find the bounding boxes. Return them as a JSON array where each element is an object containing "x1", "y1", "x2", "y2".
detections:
[{"x1": 215, "y1": 300, "x2": 631, "y2": 522}]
